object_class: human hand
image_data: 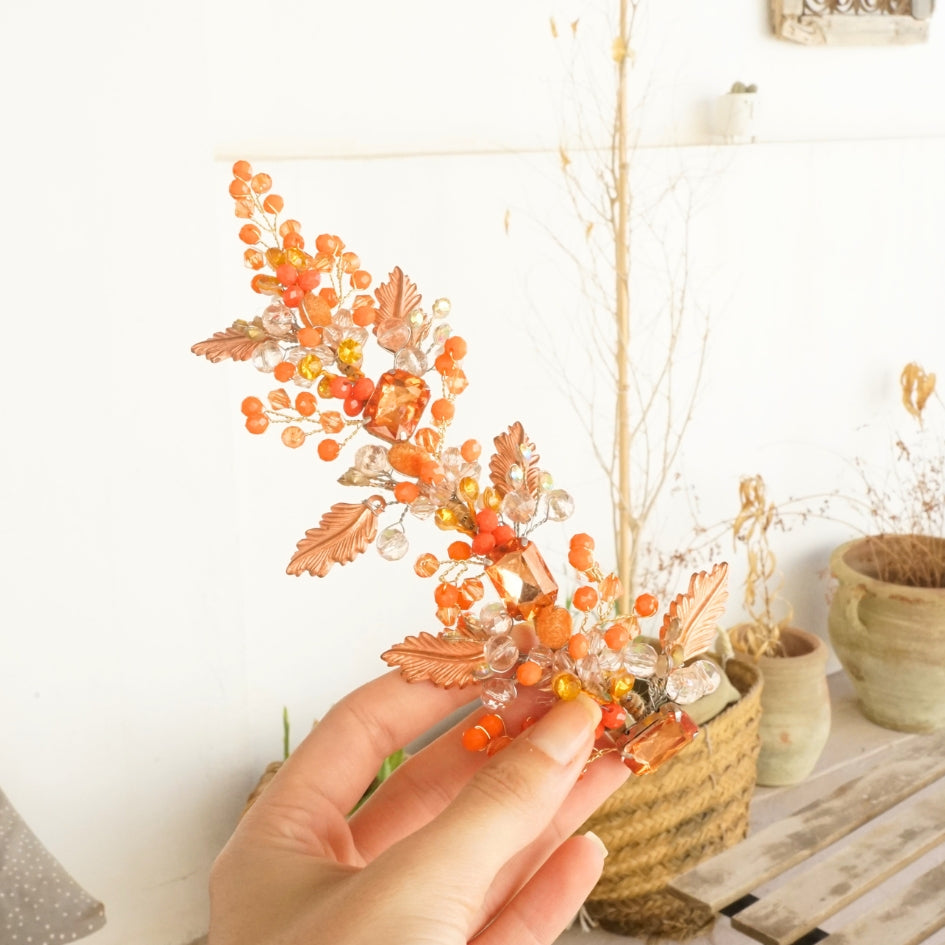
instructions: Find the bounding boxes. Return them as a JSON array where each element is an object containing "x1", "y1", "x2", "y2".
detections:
[{"x1": 208, "y1": 670, "x2": 629, "y2": 945}]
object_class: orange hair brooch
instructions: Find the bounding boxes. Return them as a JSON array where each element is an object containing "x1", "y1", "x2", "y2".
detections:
[{"x1": 193, "y1": 162, "x2": 729, "y2": 775}]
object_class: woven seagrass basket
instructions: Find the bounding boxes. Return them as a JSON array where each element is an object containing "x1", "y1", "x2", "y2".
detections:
[{"x1": 581, "y1": 657, "x2": 762, "y2": 940}]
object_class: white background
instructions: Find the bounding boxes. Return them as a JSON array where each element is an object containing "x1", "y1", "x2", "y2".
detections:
[{"x1": 2, "y1": 2, "x2": 944, "y2": 943}]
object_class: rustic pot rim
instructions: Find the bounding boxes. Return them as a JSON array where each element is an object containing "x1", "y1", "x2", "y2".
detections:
[
  {"x1": 729, "y1": 624, "x2": 828, "y2": 665},
  {"x1": 831, "y1": 535, "x2": 945, "y2": 600}
]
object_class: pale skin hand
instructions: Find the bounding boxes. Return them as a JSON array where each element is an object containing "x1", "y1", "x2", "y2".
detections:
[{"x1": 208, "y1": 670, "x2": 630, "y2": 945}]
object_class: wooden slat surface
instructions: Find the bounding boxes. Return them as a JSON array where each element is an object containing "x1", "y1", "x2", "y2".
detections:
[
  {"x1": 826, "y1": 858, "x2": 945, "y2": 945},
  {"x1": 730, "y1": 780, "x2": 945, "y2": 945},
  {"x1": 667, "y1": 729, "x2": 945, "y2": 913}
]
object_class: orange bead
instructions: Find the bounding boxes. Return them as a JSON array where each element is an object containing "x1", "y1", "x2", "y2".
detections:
[
  {"x1": 462, "y1": 726, "x2": 489, "y2": 752},
  {"x1": 572, "y1": 585, "x2": 599, "y2": 612},
  {"x1": 461, "y1": 439, "x2": 481, "y2": 462},
  {"x1": 319, "y1": 287, "x2": 340, "y2": 308},
  {"x1": 229, "y1": 178, "x2": 250, "y2": 197},
  {"x1": 435, "y1": 606, "x2": 459, "y2": 627},
  {"x1": 245, "y1": 414, "x2": 269, "y2": 434},
  {"x1": 568, "y1": 633, "x2": 589, "y2": 661},
  {"x1": 350, "y1": 269, "x2": 372, "y2": 289},
  {"x1": 298, "y1": 269, "x2": 321, "y2": 292},
  {"x1": 315, "y1": 233, "x2": 339, "y2": 254},
  {"x1": 250, "y1": 173, "x2": 272, "y2": 194},
  {"x1": 634, "y1": 593, "x2": 659, "y2": 618},
  {"x1": 262, "y1": 194, "x2": 284, "y2": 214},
  {"x1": 352, "y1": 306, "x2": 376, "y2": 327},
  {"x1": 233, "y1": 197, "x2": 254, "y2": 218},
  {"x1": 460, "y1": 578, "x2": 484, "y2": 603},
  {"x1": 297, "y1": 326, "x2": 322, "y2": 348},
  {"x1": 600, "y1": 573, "x2": 622, "y2": 603},
  {"x1": 238, "y1": 224, "x2": 261, "y2": 245},
  {"x1": 301, "y1": 293, "x2": 332, "y2": 328},
  {"x1": 295, "y1": 392, "x2": 316, "y2": 417},
  {"x1": 320, "y1": 412, "x2": 344, "y2": 434},
  {"x1": 243, "y1": 248, "x2": 264, "y2": 270},
  {"x1": 232, "y1": 160, "x2": 253, "y2": 181},
  {"x1": 570, "y1": 533, "x2": 595, "y2": 551},
  {"x1": 479, "y1": 714, "x2": 505, "y2": 738},
  {"x1": 283, "y1": 232, "x2": 304, "y2": 250},
  {"x1": 241, "y1": 396, "x2": 263, "y2": 416},
  {"x1": 434, "y1": 352, "x2": 454, "y2": 376},
  {"x1": 418, "y1": 460, "x2": 445, "y2": 484},
  {"x1": 444, "y1": 369, "x2": 468, "y2": 396},
  {"x1": 448, "y1": 540, "x2": 471, "y2": 561},
  {"x1": 444, "y1": 336, "x2": 467, "y2": 361},
  {"x1": 282, "y1": 285, "x2": 304, "y2": 307},
  {"x1": 268, "y1": 388, "x2": 291, "y2": 410},
  {"x1": 317, "y1": 439, "x2": 340, "y2": 461},
  {"x1": 568, "y1": 546, "x2": 595, "y2": 571},
  {"x1": 340, "y1": 251, "x2": 360, "y2": 273},
  {"x1": 414, "y1": 553, "x2": 439, "y2": 578},
  {"x1": 604, "y1": 622, "x2": 631, "y2": 650},
  {"x1": 279, "y1": 219, "x2": 302, "y2": 237},
  {"x1": 433, "y1": 583, "x2": 460, "y2": 608},
  {"x1": 281, "y1": 425, "x2": 305, "y2": 449},
  {"x1": 492, "y1": 524, "x2": 515, "y2": 548},
  {"x1": 393, "y1": 481, "x2": 420, "y2": 504},
  {"x1": 430, "y1": 398, "x2": 454, "y2": 423},
  {"x1": 516, "y1": 661, "x2": 542, "y2": 687},
  {"x1": 535, "y1": 606, "x2": 573, "y2": 649},
  {"x1": 414, "y1": 428, "x2": 442, "y2": 454},
  {"x1": 273, "y1": 361, "x2": 295, "y2": 382},
  {"x1": 276, "y1": 263, "x2": 298, "y2": 286},
  {"x1": 470, "y1": 532, "x2": 495, "y2": 555}
]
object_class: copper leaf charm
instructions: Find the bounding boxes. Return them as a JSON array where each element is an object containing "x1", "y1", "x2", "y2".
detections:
[
  {"x1": 489, "y1": 422, "x2": 542, "y2": 498},
  {"x1": 191, "y1": 324, "x2": 273, "y2": 363},
  {"x1": 660, "y1": 561, "x2": 729, "y2": 661},
  {"x1": 286, "y1": 496, "x2": 387, "y2": 577},
  {"x1": 374, "y1": 266, "x2": 422, "y2": 327},
  {"x1": 382, "y1": 632, "x2": 485, "y2": 688}
]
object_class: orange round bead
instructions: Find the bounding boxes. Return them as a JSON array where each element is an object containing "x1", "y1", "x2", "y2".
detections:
[
  {"x1": 295, "y1": 392, "x2": 316, "y2": 417},
  {"x1": 238, "y1": 224, "x2": 261, "y2": 245},
  {"x1": 516, "y1": 661, "x2": 542, "y2": 687},
  {"x1": 433, "y1": 583, "x2": 460, "y2": 608},
  {"x1": 479, "y1": 714, "x2": 505, "y2": 738},
  {"x1": 444, "y1": 336, "x2": 467, "y2": 361},
  {"x1": 283, "y1": 232, "x2": 304, "y2": 250},
  {"x1": 393, "y1": 481, "x2": 420, "y2": 504},
  {"x1": 413, "y1": 553, "x2": 439, "y2": 578},
  {"x1": 281, "y1": 425, "x2": 305, "y2": 449},
  {"x1": 434, "y1": 352, "x2": 454, "y2": 375},
  {"x1": 263, "y1": 194, "x2": 284, "y2": 214},
  {"x1": 448, "y1": 540, "x2": 471, "y2": 561},
  {"x1": 273, "y1": 361, "x2": 295, "y2": 383},
  {"x1": 460, "y1": 439, "x2": 481, "y2": 462},
  {"x1": 572, "y1": 586, "x2": 599, "y2": 612},
  {"x1": 241, "y1": 396, "x2": 263, "y2": 416},
  {"x1": 320, "y1": 412, "x2": 344, "y2": 434},
  {"x1": 568, "y1": 633, "x2": 589, "y2": 661},
  {"x1": 470, "y1": 532, "x2": 495, "y2": 556},
  {"x1": 245, "y1": 414, "x2": 269, "y2": 434},
  {"x1": 461, "y1": 726, "x2": 489, "y2": 752},
  {"x1": 317, "y1": 439, "x2": 340, "y2": 461},
  {"x1": 232, "y1": 160, "x2": 253, "y2": 181},
  {"x1": 243, "y1": 248, "x2": 264, "y2": 270},
  {"x1": 297, "y1": 326, "x2": 322, "y2": 348},
  {"x1": 430, "y1": 398, "x2": 454, "y2": 423},
  {"x1": 568, "y1": 546, "x2": 595, "y2": 571},
  {"x1": 570, "y1": 533, "x2": 595, "y2": 551},
  {"x1": 315, "y1": 233, "x2": 339, "y2": 254},
  {"x1": 341, "y1": 251, "x2": 360, "y2": 273},
  {"x1": 352, "y1": 305, "x2": 376, "y2": 327},
  {"x1": 604, "y1": 622, "x2": 631, "y2": 650},
  {"x1": 250, "y1": 172, "x2": 272, "y2": 194},
  {"x1": 350, "y1": 269, "x2": 372, "y2": 290},
  {"x1": 634, "y1": 593, "x2": 659, "y2": 618},
  {"x1": 229, "y1": 178, "x2": 250, "y2": 198},
  {"x1": 279, "y1": 219, "x2": 302, "y2": 237}
]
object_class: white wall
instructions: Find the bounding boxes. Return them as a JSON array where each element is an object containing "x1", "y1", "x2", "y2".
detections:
[{"x1": 2, "y1": 3, "x2": 944, "y2": 944}]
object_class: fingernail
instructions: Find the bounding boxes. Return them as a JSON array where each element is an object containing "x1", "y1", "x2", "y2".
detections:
[
  {"x1": 527, "y1": 694, "x2": 601, "y2": 766},
  {"x1": 582, "y1": 830, "x2": 609, "y2": 858}
]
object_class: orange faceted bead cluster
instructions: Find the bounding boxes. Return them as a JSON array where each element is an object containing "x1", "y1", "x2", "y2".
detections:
[{"x1": 193, "y1": 163, "x2": 729, "y2": 781}]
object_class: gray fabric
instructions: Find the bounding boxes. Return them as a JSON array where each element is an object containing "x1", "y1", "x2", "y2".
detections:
[{"x1": 0, "y1": 788, "x2": 105, "y2": 943}]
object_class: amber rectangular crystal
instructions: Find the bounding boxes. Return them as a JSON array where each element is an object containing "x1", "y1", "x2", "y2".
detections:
[
  {"x1": 616, "y1": 704, "x2": 699, "y2": 775},
  {"x1": 485, "y1": 541, "x2": 558, "y2": 620},
  {"x1": 362, "y1": 370, "x2": 431, "y2": 442}
]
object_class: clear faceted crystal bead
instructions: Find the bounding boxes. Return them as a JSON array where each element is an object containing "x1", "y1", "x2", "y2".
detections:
[
  {"x1": 393, "y1": 346, "x2": 428, "y2": 375},
  {"x1": 432, "y1": 297, "x2": 451, "y2": 318},
  {"x1": 553, "y1": 650, "x2": 575, "y2": 674},
  {"x1": 376, "y1": 527, "x2": 408, "y2": 561},
  {"x1": 575, "y1": 654, "x2": 601, "y2": 687},
  {"x1": 666, "y1": 660, "x2": 722, "y2": 705},
  {"x1": 598, "y1": 648, "x2": 623, "y2": 672},
  {"x1": 480, "y1": 676, "x2": 517, "y2": 710},
  {"x1": 527, "y1": 644, "x2": 554, "y2": 667},
  {"x1": 440, "y1": 447, "x2": 465, "y2": 476},
  {"x1": 334, "y1": 308, "x2": 354, "y2": 327},
  {"x1": 586, "y1": 630, "x2": 606, "y2": 656},
  {"x1": 408, "y1": 496, "x2": 437, "y2": 520},
  {"x1": 546, "y1": 489, "x2": 575, "y2": 522},
  {"x1": 622, "y1": 641, "x2": 659, "y2": 678},
  {"x1": 354, "y1": 444, "x2": 391, "y2": 476},
  {"x1": 484, "y1": 634, "x2": 519, "y2": 674},
  {"x1": 481, "y1": 605, "x2": 513, "y2": 636},
  {"x1": 433, "y1": 322, "x2": 452, "y2": 343},
  {"x1": 377, "y1": 319, "x2": 411, "y2": 351},
  {"x1": 501, "y1": 491, "x2": 537, "y2": 524},
  {"x1": 261, "y1": 302, "x2": 297, "y2": 338},
  {"x1": 252, "y1": 340, "x2": 283, "y2": 373}
]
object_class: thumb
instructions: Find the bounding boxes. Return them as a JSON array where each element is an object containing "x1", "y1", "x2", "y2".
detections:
[{"x1": 390, "y1": 694, "x2": 602, "y2": 893}]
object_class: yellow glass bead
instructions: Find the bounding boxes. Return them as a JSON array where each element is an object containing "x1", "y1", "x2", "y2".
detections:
[
  {"x1": 266, "y1": 247, "x2": 286, "y2": 268},
  {"x1": 298, "y1": 354, "x2": 323, "y2": 381},
  {"x1": 552, "y1": 672, "x2": 582, "y2": 702},
  {"x1": 317, "y1": 376, "x2": 334, "y2": 398},
  {"x1": 610, "y1": 672, "x2": 636, "y2": 701},
  {"x1": 482, "y1": 486, "x2": 502, "y2": 511},
  {"x1": 286, "y1": 247, "x2": 306, "y2": 267},
  {"x1": 337, "y1": 339, "x2": 362, "y2": 365},
  {"x1": 459, "y1": 476, "x2": 479, "y2": 502},
  {"x1": 434, "y1": 507, "x2": 458, "y2": 531}
]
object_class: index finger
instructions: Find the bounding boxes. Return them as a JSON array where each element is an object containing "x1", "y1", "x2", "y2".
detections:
[{"x1": 262, "y1": 669, "x2": 478, "y2": 818}]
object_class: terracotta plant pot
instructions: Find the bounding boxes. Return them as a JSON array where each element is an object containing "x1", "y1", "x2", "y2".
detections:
[
  {"x1": 829, "y1": 535, "x2": 945, "y2": 733},
  {"x1": 730, "y1": 625, "x2": 831, "y2": 786}
]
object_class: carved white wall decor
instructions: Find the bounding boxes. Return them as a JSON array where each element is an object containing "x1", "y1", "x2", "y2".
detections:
[{"x1": 771, "y1": 0, "x2": 935, "y2": 44}]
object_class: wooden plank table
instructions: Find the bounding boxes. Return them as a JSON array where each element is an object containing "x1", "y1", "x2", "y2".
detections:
[{"x1": 555, "y1": 671, "x2": 945, "y2": 945}]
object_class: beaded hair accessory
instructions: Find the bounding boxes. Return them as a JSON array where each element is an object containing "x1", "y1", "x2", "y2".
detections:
[{"x1": 193, "y1": 162, "x2": 728, "y2": 775}]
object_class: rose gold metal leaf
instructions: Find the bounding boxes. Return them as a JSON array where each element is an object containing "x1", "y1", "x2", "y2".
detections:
[
  {"x1": 659, "y1": 561, "x2": 729, "y2": 661},
  {"x1": 489, "y1": 422, "x2": 542, "y2": 498},
  {"x1": 286, "y1": 496, "x2": 387, "y2": 577},
  {"x1": 374, "y1": 266, "x2": 422, "y2": 329},
  {"x1": 381, "y1": 632, "x2": 485, "y2": 688},
  {"x1": 191, "y1": 324, "x2": 271, "y2": 363}
]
